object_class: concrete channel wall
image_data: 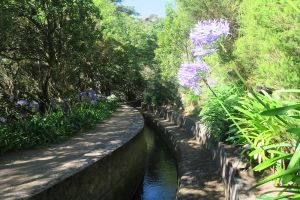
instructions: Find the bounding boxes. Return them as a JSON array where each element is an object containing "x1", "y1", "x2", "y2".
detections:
[
  {"x1": 0, "y1": 106, "x2": 145, "y2": 200},
  {"x1": 31, "y1": 107, "x2": 146, "y2": 200},
  {"x1": 31, "y1": 132, "x2": 146, "y2": 200},
  {"x1": 142, "y1": 104, "x2": 257, "y2": 200}
]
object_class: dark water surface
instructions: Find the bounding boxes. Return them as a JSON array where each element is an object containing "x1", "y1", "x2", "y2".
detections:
[{"x1": 133, "y1": 126, "x2": 177, "y2": 200}]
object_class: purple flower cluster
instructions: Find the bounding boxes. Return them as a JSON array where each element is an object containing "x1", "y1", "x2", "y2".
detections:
[
  {"x1": 16, "y1": 99, "x2": 29, "y2": 106},
  {"x1": 177, "y1": 19, "x2": 229, "y2": 94},
  {"x1": 80, "y1": 91, "x2": 87, "y2": 96},
  {"x1": 16, "y1": 99, "x2": 40, "y2": 111},
  {"x1": 192, "y1": 47, "x2": 217, "y2": 57},
  {"x1": 178, "y1": 62, "x2": 210, "y2": 94},
  {"x1": 88, "y1": 91, "x2": 97, "y2": 101},
  {"x1": 190, "y1": 19, "x2": 229, "y2": 58},
  {"x1": 190, "y1": 19, "x2": 230, "y2": 46},
  {"x1": 80, "y1": 90, "x2": 99, "y2": 104}
]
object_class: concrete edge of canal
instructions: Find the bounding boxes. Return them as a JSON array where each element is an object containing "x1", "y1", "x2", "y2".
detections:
[
  {"x1": 0, "y1": 105, "x2": 146, "y2": 200},
  {"x1": 142, "y1": 104, "x2": 258, "y2": 200}
]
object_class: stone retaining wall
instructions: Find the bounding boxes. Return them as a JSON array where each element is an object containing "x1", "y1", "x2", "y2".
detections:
[{"x1": 142, "y1": 104, "x2": 257, "y2": 200}]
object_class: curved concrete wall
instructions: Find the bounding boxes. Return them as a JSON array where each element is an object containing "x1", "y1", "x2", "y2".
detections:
[
  {"x1": 143, "y1": 105, "x2": 257, "y2": 200},
  {"x1": 0, "y1": 106, "x2": 145, "y2": 200},
  {"x1": 30, "y1": 132, "x2": 146, "y2": 200},
  {"x1": 26, "y1": 108, "x2": 146, "y2": 200}
]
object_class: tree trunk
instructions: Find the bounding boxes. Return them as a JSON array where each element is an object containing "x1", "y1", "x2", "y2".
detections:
[{"x1": 39, "y1": 8, "x2": 57, "y2": 114}]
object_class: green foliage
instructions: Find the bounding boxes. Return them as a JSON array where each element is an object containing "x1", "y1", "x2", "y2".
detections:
[
  {"x1": 0, "y1": 0, "x2": 158, "y2": 113},
  {"x1": 155, "y1": 6, "x2": 192, "y2": 81},
  {"x1": 143, "y1": 75, "x2": 181, "y2": 106},
  {"x1": 199, "y1": 84, "x2": 243, "y2": 141},
  {"x1": 0, "y1": 101, "x2": 118, "y2": 154},
  {"x1": 184, "y1": 91, "x2": 199, "y2": 109},
  {"x1": 152, "y1": 5, "x2": 193, "y2": 108},
  {"x1": 233, "y1": 0, "x2": 300, "y2": 89},
  {"x1": 93, "y1": 0, "x2": 159, "y2": 100},
  {"x1": 229, "y1": 92, "x2": 298, "y2": 161},
  {"x1": 251, "y1": 101, "x2": 300, "y2": 199},
  {"x1": 175, "y1": 0, "x2": 241, "y2": 24},
  {"x1": 0, "y1": 0, "x2": 102, "y2": 112}
]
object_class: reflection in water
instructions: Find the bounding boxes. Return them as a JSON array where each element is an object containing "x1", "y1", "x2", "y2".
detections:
[{"x1": 133, "y1": 126, "x2": 177, "y2": 200}]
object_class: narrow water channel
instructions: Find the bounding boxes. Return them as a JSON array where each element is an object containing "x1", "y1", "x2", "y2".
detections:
[{"x1": 133, "y1": 126, "x2": 177, "y2": 200}]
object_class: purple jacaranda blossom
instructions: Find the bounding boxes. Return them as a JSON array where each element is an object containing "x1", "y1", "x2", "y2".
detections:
[
  {"x1": 0, "y1": 117, "x2": 7, "y2": 123},
  {"x1": 178, "y1": 61, "x2": 211, "y2": 95},
  {"x1": 190, "y1": 19, "x2": 230, "y2": 46},
  {"x1": 16, "y1": 99, "x2": 29, "y2": 106}
]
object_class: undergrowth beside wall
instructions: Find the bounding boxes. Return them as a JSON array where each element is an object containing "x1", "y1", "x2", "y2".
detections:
[{"x1": 0, "y1": 100, "x2": 118, "y2": 154}]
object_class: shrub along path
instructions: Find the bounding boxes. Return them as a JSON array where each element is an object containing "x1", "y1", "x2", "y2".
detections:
[{"x1": 0, "y1": 105, "x2": 144, "y2": 200}]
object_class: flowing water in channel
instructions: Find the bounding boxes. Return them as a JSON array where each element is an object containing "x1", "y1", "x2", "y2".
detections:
[{"x1": 133, "y1": 126, "x2": 177, "y2": 200}]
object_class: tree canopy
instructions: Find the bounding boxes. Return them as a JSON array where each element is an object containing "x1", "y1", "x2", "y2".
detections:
[{"x1": 0, "y1": 0, "x2": 159, "y2": 116}]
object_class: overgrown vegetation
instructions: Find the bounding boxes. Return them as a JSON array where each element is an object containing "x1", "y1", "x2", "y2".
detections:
[
  {"x1": 0, "y1": 0, "x2": 158, "y2": 118},
  {"x1": 152, "y1": 0, "x2": 300, "y2": 198},
  {"x1": 199, "y1": 84, "x2": 243, "y2": 142},
  {"x1": 0, "y1": 100, "x2": 118, "y2": 154},
  {"x1": 234, "y1": 0, "x2": 300, "y2": 89},
  {"x1": 1, "y1": 0, "x2": 300, "y2": 198},
  {"x1": 0, "y1": 0, "x2": 157, "y2": 152}
]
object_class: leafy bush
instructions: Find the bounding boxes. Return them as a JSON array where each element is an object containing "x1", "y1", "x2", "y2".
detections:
[
  {"x1": 0, "y1": 100, "x2": 118, "y2": 154},
  {"x1": 143, "y1": 78, "x2": 181, "y2": 106},
  {"x1": 154, "y1": 1, "x2": 300, "y2": 198},
  {"x1": 250, "y1": 96, "x2": 300, "y2": 199},
  {"x1": 234, "y1": 0, "x2": 300, "y2": 89},
  {"x1": 181, "y1": 90, "x2": 201, "y2": 115},
  {"x1": 199, "y1": 84, "x2": 243, "y2": 141},
  {"x1": 229, "y1": 91, "x2": 298, "y2": 163},
  {"x1": 253, "y1": 142, "x2": 300, "y2": 199}
]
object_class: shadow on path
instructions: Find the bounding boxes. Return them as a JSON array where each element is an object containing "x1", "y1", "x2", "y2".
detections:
[
  {"x1": 0, "y1": 106, "x2": 143, "y2": 200},
  {"x1": 145, "y1": 113, "x2": 225, "y2": 200}
]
